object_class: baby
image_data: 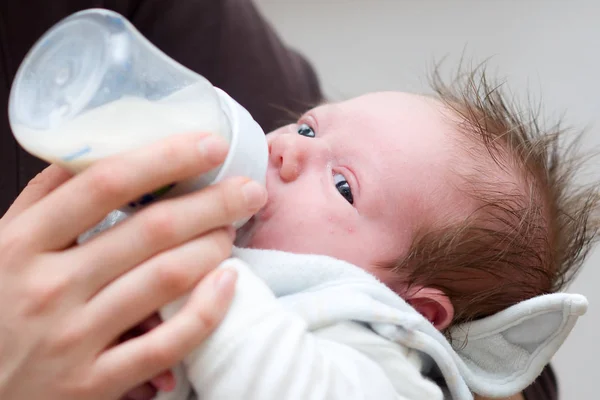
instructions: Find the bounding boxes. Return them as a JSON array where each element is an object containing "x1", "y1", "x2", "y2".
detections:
[
  {"x1": 113, "y1": 67, "x2": 598, "y2": 400},
  {"x1": 236, "y1": 67, "x2": 596, "y2": 333}
]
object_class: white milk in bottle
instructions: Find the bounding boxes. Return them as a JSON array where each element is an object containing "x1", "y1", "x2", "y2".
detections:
[
  {"x1": 13, "y1": 82, "x2": 229, "y2": 181},
  {"x1": 9, "y1": 9, "x2": 267, "y2": 217}
]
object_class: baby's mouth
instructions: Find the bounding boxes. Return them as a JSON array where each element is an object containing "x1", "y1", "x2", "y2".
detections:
[
  {"x1": 234, "y1": 198, "x2": 271, "y2": 247},
  {"x1": 235, "y1": 210, "x2": 259, "y2": 246},
  {"x1": 256, "y1": 194, "x2": 274, "y2": 220},
  {"x1": 235, "y1": 170, "x2": 274, "y2": 247}
]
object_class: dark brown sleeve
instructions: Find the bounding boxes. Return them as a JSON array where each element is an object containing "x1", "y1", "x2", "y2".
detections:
[
  {"x1": 523, "y1": 365, "x2": 559, "y2": 400},
  {"x1": 0, "y1": 0, "x2": 323, "y2": 215}
]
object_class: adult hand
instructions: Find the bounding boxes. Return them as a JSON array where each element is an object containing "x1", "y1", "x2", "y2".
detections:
[{"x1": 0, "y1": 133, "x2": 267, "y2": 400}]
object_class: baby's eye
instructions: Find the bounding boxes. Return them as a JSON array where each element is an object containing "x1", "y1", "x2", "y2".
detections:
[
  {"x1": 297, "y1": 123, "x2": 315, "y2": 138},
  {"x1": 333, "y1": 173, "x2": 354, "y2": 205}
]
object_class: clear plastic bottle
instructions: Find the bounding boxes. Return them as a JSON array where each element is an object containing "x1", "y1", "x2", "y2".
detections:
[{"x1": 8, "y1": 8, "x2": 267, "y2": 220}]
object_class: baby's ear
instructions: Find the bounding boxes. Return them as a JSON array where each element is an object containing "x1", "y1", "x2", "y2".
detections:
[
  {"x1": 405, "y1": 287, "x2": 454, "y2": 330},
  {"x1": 448, "y1": 293, "x2": 587, "y2": 398}
]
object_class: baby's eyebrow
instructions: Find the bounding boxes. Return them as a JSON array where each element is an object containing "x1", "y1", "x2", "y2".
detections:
[
  {"x1": 268, "y1": 100, "x2": 330, "y2": 125},
  {"x1": 308, "y1": 102, "x2": 341, "y2": 127}
]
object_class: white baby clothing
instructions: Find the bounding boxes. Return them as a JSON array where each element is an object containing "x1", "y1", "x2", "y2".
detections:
[
  {"x1": 80, "y1": 211, "x2": 587, "y2": 400},
  {"x1": 156, "y1": 247, "x2": 587, "y2": 400}
]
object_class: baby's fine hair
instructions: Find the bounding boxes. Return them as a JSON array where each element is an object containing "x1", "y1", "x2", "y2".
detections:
[{"x1": 392, "y1": 63, "x2": 600, "y2": 329}]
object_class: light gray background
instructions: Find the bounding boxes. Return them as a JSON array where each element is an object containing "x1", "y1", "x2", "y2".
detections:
[{"x1": 255, "y1": 1, "x2": 600, "y2": 398}]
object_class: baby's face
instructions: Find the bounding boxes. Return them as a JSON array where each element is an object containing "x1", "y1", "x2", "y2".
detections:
[{"x1": 235, "y1": 92, "x2": 474, "y2": 286}]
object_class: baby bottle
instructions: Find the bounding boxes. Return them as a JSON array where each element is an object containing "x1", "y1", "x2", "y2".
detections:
[{"x1": 8, "y1": 8, "x2": 267, "y2": 223}]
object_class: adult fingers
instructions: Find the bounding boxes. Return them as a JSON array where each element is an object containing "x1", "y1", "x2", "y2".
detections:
[
  {"x1": 14, "y1": 133, "x2": 229, "y2": 251},
  {"x1": 93, "y1": 267, "x2": 237, "y2": 396},
  {"x1": 0, "y1": 165, "x2": 71, "y2": 229},
  {"x1": 72, "y1": 176, "x2": 265, "y2": 297},
  {"x1": 82, "y1": 228, "x2": 234, "y2": 347}
]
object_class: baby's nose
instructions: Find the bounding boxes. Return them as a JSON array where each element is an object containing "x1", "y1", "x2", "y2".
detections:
[{"x1": 269, "y1": 134, "x2": 306, "y2": 182}]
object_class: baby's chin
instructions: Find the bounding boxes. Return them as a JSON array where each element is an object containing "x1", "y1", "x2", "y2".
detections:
[
  {"x1": 235, "y1": 196, "x2": 275, "y2": 247},
  {"x1": 234, "y1": 213, "x2": 278, "y2": 250},
  {"x1": 234, "y1": 215, "x2": 256, "y2": 247},
  {"x1": 235, "y1": 214, "x2": 266, "y2": 248}
]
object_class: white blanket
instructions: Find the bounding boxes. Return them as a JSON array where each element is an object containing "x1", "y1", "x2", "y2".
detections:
[
  {"x1": 159, "y1": 247, "x2": 587, "y2": 400},
  {"x1": 81, "y1": 212, "x2": 587, "y2": 399}
]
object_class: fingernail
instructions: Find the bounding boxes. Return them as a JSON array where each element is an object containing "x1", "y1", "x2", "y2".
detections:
[
  {"x1": 198, "y1": 135, "x2": 229, "y2": 164},
  {"x1": 241, "y1": 180, "x2": 267, "y2": 210},
  {"x1": 151, "y1": 370, "x2": 176, "y2": 392},
  {"x1": 214, "y1": 268, "x2": 237, "y2": 293}
]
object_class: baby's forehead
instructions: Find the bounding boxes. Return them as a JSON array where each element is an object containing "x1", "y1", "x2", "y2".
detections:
[
  {"x1": 328, "y1": 91, "x2": 522, "y2": 205},
  {"x1": 311, "y1": 92, "x2": 460, "y2": 147},
  {"x1": 316, "y1": 91, "x2": 442, "y2": 113},
  {"x1": 310, "y1": 89, "x2": 519, "y2": 177},
  {"x1": 314, "y1": 92, "x2": 483, "y2": 221},
  {"x1": 312, "y1": 92, "x2": 458, "y2": 136}
]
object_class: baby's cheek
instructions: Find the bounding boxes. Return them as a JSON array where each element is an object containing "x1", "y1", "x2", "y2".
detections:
[
  {"x1": 325, "y1": 210, "x2": 360, "y2": 232},
  {"x1": 317, "y1": 216, "x2": 371, "y2": 262}
]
